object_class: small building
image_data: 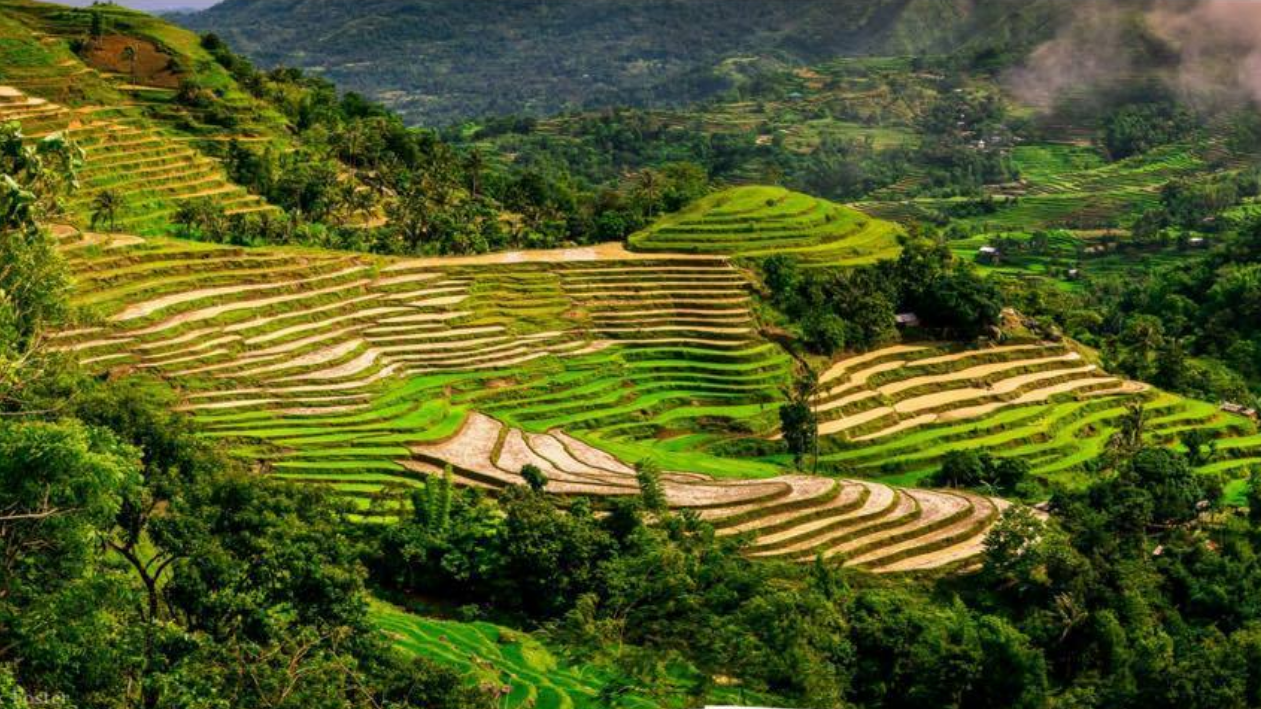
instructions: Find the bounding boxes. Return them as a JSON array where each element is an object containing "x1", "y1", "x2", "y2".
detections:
[
  {"x1": 1067, "y1": 268, "x2": 1081, "y2": 280},
  {"x1": 1188, "y1": 236, "x2": 1208, "y2": 248},
  {"x1": 895, "y1": 312, "x2": 921, "y2": 328},
  {"x1": 1221, "y1": 402, "x2": 1259, "y2": 420},
  {"x1": 977, "y1": 245, "x2": 1001, "y2": 265}
]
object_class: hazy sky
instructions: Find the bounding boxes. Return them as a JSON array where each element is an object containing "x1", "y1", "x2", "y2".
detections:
[{"x1": 55, "y1": 0, "x2": 220, "y2": 10}]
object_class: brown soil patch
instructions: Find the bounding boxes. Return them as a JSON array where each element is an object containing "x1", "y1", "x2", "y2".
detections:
[{"x1": 83, "y1": 35, "x2": 183, "y2": 89}]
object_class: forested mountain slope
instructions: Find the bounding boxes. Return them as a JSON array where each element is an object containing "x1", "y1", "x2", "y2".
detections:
[{"x1": 178, "y1": 0, "x2": 1070, "y2": 124}]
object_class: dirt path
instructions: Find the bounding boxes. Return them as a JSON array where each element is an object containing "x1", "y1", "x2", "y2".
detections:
[
  {"x1": 892, "y1": 364, "x2": 1097, "y2": 414},
  {"x1": 877, "y1": 352, "x2": 1081, "y2": 396},
  {"x1": 130, "y1": 279, "x2": 374, "y2": 337},
  {"x1": 383, "y1": 242, "x2": 725, "y2": 269},
  {"x1": 818, "y1": 406, "x2": 895, "y2": 436},
  {"x1": 845, "y1": 492, "x2": 989, "y2": 567},
  {"x1": 234, "y1": 339, "x2": 365, "y2": 378}
]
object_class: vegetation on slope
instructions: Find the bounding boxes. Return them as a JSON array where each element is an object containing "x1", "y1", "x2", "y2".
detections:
[
  {"x1": 1, "y1": 0, "x2": 698, "y2": 252},
  {"x1": 179, "y1": 0, "x2": 1071, "y2": 125},
  {"x1": 6, "y1": 2, "x2": 1261, "y2": 706},
  {"x1": 630, "y1": 185, "x2": 901, "y2": 265},
  {"x1": 0, "y1": 115, "x2": 493, "y2": 709}
]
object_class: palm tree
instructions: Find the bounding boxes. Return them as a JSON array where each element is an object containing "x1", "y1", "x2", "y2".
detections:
[
  {"x1": 90, "y1": 189, "x2": 120, "y2": 231},
  {"x1": 121, "y1": 45, "x2": 137, "y2": 83},
  {"x1": 633, "y1": 168, "x2": 662, "y2": 218},
  {"x1": 1107, "y1": 403, "x2": 1147, "y2": 464},
  {"x1": 338, "y1": 122, "x2": 368, "y2": 170},
  {"x1": 464, "y1": 149, "x2": 485, "y2": 198}
]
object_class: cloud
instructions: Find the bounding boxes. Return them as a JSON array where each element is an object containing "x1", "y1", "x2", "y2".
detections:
[
  {"x1": 1149, "y1": 0, "x2": 1261, "y2": 107},
  {"x1": 1006, "y1": 0, "x2": 1261, "y2": 112}
]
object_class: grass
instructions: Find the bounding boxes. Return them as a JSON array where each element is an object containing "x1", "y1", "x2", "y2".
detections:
[
  {"x1": 58, "y1": 227, "x2": 1035, "y2": 572},
  {"x1": 579, "y1": 432, "x2": 782, "y2": 479},
  {"x1": 57, "y1": 227, "x2": 1261, "y2": 520},
  {"x1": 0, "y1": 0, "x2": 291, "y2": 234},
  {"x1": 371, "y1": 599, "x2": 779, "y2": 708},
  {"x1": 630, "y1": 185, "x2": 902, "y2": 265}
]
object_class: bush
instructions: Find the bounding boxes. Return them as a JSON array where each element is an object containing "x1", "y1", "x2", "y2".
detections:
[
  {"x1": 1103, "y1": 102, "x2": 1198, "y2": 160},
  {"x1": 934, "y1": 449, "x2": 1029, "y2": 494}
]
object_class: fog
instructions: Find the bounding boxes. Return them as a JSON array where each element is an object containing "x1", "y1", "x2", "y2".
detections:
[{"x1": 1006, "y1": 0, "x2": 1261, "y2": 111}]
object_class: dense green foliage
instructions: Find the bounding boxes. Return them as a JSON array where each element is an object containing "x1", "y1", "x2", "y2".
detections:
[
  {"x1": 761, "y1": 228, "x2": 1002, "y2": 355},
  {"x1": 932, "y1": 449, "x2": 1032, "y2": 496},
  {"x1": 453, "y1": 74, "x2": 1022, "y2": 213},
  {"x1": 0, "y1": 122, "x2": 76, "y2": 405},
  {"x1": 1003, "y1": 202, "x2": 1261, "y2": 404},
  {"x1": 362, "y1": 429, "x2": 1261, "y2": 708},
  {"x1": 1102, "y1": 101, "x2": 1199, "y2": 161},
  {"x1": 0, "y1": 382, "x2": 495, "y2": 709},
  {"x1": 175, "y1": 37, "x2": 716, "y2": 254},
  {"x1": 367, "y1": 479, "x2": 1045, "y2": 708}
]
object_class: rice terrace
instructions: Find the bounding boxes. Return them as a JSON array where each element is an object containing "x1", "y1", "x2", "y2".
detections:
[{"x1": 4, "y1": 0, "x2": 1261, "y2": 707}]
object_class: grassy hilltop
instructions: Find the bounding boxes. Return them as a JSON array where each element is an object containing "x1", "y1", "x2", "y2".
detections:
[{"x1": 630, "y1": 185, "x2": 902, "y2": 265}]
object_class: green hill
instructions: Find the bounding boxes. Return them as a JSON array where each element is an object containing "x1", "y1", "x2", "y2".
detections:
[
  {"x1": 0, "y1": 0, "x2": 297, "y2": 232},
  {"x1": 52, "y1": 224, "x2": 1022, "y2": 574},
  {"x1": 0, "y1": 0, "x2": 288, "y2": 133},
  {"x1": 630, "y1": 185, "x2": 902, "y2": 265}
]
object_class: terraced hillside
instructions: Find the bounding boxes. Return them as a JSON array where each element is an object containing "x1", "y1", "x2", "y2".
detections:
[
  {"x1": 0, "y1": 4, "x2": 120, "y2": 102},
  {"x1": 801, "y1": 342, "x2": 1261, "y2": 488},
  {"x1": 50, "y1": 225, "x2": 1020, "y2": 573},
  {"x1": 52, "y1": 232, "x2": 784, "y2": 423},
  {"x1": 372, "y1": 601, "x2": 784, "y2": 708},
  {"x1": 1, "y1": 0, "x2": 288, "y2": 131},
  {"x1": 861, "y1": 139, "x2": 1251, "y2": 236},
  {"x1": 0, "y1": 86, "x2": 276, "y2": 233},
  {"x1": 398, "y1": 411, "x2": 1008, "y2": 572},
  {"x1": 374, "y1": 602, "x2": 660, "y2": 708},
  {"x1": 630, "y1": 185, "x2": 902, "y2": 265}
]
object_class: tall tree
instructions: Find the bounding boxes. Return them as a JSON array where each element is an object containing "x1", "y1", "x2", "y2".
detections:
[
  {"x1": 90, "y1": 189, "x2": 121, "y2": 230},
  {"x1": 633, "y1": 169, "x2": 662, "y2": 218},
  {"x1": 121, "y1": 45, "x2": 137, "y2": 83},
  {"x1": 780, "y1": 368, "x2": 819, "y2": 471},
  {"x1": 635, "y1": 459, "x2": 666, "y2": 513},
  {"x1": 1107, "y1": 403, "x2": 1148, "y2": 465},
  {"x1": 465, "y1": 148, "x2": 485, "y2": 198},
  {"x1": 0, "y1": 123, "x2": 78, "y2": 406}
]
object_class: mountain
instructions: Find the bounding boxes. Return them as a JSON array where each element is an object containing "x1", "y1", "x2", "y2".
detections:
[
  {"x1": 57, "y1": 0, "x2": 221, "y2": 9},
  {"x1": 178, "y1": 0, "x2": 1070, "y2": 125}
]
